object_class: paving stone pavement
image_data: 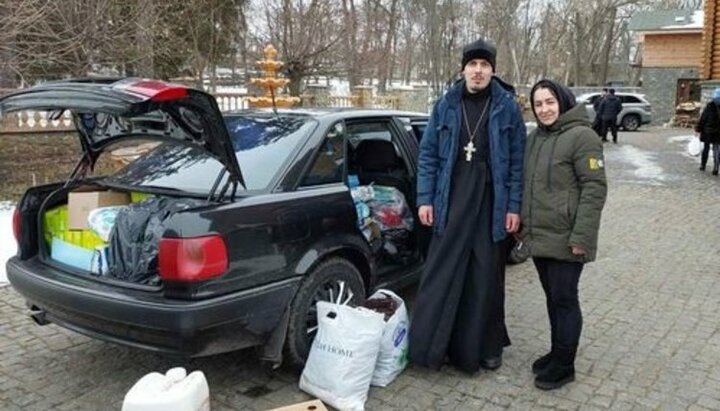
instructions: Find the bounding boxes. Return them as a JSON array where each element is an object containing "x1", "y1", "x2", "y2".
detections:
[{"x1": 2, "y1": 128, "x2": 720, "y2": 410}]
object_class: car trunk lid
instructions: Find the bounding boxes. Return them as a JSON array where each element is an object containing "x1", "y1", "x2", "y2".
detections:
[{"x1": 0, "y1": 78, "x2": 245, "y2": 192}]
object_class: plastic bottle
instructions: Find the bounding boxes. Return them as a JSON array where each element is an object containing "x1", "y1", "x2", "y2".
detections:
[{"x1": 122, "y1": 367, "x2": 210, "y2": 411}]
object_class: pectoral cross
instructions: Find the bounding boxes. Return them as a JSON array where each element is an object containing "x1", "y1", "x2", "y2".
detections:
[{"x1": 464, "y1": 141, "x2": 476, "y2": 162}]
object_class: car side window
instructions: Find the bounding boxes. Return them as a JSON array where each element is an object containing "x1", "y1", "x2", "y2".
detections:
[
  {"x1": 411, "y1": 123, "x2": 427, "y2": 142},
  {"x1": 301, "y1": 122, "x2": 345, "y2": 187},
  {"x1": 347, "y1": 122, "x2": 394, "y2": 146},
  {"x1": 588, "y1": 95, "x2": 600, "y2": 105},
  {"x1": 395, "y1": 116, "x2": 426, "y2": 143},
  {"x1": 346, "y1": 120, "x2": 410, "y2": 174},
  {"x1": 620, "y1": 95, "x2": 641, "y2": 104}
]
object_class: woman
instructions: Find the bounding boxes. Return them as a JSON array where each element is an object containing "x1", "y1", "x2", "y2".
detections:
[
  {"x1": 520, "y1": 79, "x2": 607, "y2": 390},
  {"x1": 694, "y1": 87, "x2": 720, "y2": 175}
]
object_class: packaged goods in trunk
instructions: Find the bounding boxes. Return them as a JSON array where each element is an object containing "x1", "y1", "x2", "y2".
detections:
[
  {"x1": 51, "y1": 238, "x2": 96, "y2": 271},
  {"x1": 68, "y1": 187, "x2": 130, "y2": 229}
]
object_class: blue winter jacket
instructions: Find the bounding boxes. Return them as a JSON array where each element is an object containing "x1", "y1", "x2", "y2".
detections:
[{"x1": 417, "y1": 77, "x2": 526, "y2": 242}]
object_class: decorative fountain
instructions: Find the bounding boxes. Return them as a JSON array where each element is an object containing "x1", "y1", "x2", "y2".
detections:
[{"x1": 247, "y1": 45, "x2": 300, "y2": 108}]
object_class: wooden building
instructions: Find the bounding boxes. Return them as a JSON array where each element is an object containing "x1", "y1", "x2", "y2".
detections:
[
  {"x1": 629, "y1": 9, "x2": 703, "y2": 123},
  {"x1": 701, "y1": 0, "x2": 720, "y2": 100}
]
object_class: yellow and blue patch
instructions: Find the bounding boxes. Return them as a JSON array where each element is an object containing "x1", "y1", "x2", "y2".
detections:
[{"x1": 588, "y1": 157, "x2": 604, "y2": 170}]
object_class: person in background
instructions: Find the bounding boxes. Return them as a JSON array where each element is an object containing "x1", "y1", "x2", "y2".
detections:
[
  {"x1": 597, "y1": 88, "x2": 622, "y2": 143},
  {"x1": 520, "y1": 79, "x2": 607, "y2": 390},
  {"x1": 694, "y1": 87, "x2": 720, "y2": 175},
  {"x1": 591, "y1": 88, "x2": 608, "y2": 135}
]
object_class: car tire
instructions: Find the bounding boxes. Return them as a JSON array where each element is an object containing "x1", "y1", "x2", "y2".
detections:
[
  {"x1": 284, "y1": 257, "x2": 366, "y2": 368},
  {"x1": 621, "y1": 114, "x2": 640, "y2": 131}
]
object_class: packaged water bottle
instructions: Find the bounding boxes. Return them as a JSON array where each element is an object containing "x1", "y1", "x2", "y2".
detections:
[{"x1": 122, "y1": 367, "x2": 210, "y2": 411}]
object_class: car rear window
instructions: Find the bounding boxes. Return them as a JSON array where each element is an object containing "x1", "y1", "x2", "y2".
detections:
[{"x1": 106, "y1": 114, "x2": 317, "y2": 193}]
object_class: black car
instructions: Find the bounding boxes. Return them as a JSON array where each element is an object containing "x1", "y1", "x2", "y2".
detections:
[{"x1": 3, "y1": 78, "x2": 434, "y2": 367}]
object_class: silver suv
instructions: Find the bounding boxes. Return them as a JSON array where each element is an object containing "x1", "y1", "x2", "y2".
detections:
[{"x1": 576, "y1": 92, "x2": 653, "y2": 131}]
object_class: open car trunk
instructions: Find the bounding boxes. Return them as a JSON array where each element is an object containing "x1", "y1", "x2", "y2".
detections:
[
  {"x1": 36, "y1": 183, "x2": 210, "y2": 286},
  {"x1": 0, "y1": 78, "x2": 239, "y2": 286}
]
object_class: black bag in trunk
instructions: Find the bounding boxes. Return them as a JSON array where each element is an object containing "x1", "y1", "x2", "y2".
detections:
[{"x1": 107, "y1": 196, "x2": 206, "y2": 284}]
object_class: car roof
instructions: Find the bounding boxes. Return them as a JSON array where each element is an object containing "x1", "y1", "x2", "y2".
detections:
[
  {"x1": 576, "y1": 92, "x2": 647, "y2": 99},
  {"x1": 225, "y1": 107, "x2": 428, "y2": 121}
]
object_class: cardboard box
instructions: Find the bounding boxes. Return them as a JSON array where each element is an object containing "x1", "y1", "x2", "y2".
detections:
[
  {"x1": 267, "y1": 400, "x2": 328, "y2": 411},
  {"x1": 68, "y1": 187, "x2": 130, "y2": 230}
]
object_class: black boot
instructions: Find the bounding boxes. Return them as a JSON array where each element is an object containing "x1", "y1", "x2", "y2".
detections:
[
  {"x1": 534, "y1": 346, "x2": 576, "y2": 390},
  {"x1": 713, "y1": 166, "x2": 719, "y2": 176},
  {"x1": 479, "y1": 356, "x2": 502, "y2": 371},
  {"x1": 532, "y1": 349, "x2": 554, "y2": 374}
]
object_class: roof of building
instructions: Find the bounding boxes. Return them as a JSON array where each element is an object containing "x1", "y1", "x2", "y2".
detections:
[{"x1": 628, "y1": 9, "x2": 703, "y2": 32}]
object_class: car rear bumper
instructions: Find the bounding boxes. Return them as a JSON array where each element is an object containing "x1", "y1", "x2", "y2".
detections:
[
  {"x1": 641, "y1": 112, "x2": 652, "y2": 124},
  {"x1": 7, "y1": 257, "x2": 301, "y2": 357}
]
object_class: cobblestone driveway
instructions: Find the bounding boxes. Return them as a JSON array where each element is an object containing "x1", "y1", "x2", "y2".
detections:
[{"x1": 2, "y1": 128, "x2": 720, "y2": 410}]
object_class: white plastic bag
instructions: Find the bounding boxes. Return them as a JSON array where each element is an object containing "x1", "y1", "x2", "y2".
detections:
[
  {"x1": 299, "y1": 301, "x2": 385, "y2": 411},
  {"x1": 688, "y1": 136, "x2": 702, "y2": 156},
  {"x1": 368, "y1": 290, "x2": 409, "y2": 387}
]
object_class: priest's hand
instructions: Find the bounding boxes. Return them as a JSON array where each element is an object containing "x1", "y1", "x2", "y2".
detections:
[
  {"x1": 418, "y1": 205, "x2": 434, "y2": 226},
  {"x1": 505, "y1": 213, "x2": 520, "y2": 233}
]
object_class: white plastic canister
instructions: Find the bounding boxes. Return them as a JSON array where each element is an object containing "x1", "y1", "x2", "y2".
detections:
[{"x1": 122, "y1": 367, "x2": 210, "y2": 411}]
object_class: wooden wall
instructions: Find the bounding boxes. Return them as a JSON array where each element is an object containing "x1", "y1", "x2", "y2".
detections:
[
  {"x1": 643, "y1": 33, "x2": 702, "y2": 68},
  {"x1": 702, "y1": 0, "x2": 720, "y2": 79}
]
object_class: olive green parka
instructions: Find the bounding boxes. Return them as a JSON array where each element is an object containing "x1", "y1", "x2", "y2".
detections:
[{"x1": 521, "y1": 103, "x2": 607, "y2": 262}]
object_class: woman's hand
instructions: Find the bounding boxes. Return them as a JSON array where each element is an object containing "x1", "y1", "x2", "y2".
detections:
[{"x1": 570, "y1": 245, "x2": 586, "y2": 256}]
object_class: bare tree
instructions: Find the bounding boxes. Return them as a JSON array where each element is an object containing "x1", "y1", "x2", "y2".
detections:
[
  {"x1": 259, "y1": 0, "x2": 344, "y2": 96},
  {"x1": 153, "y1": 1, "x2": 240, "y2": 89},
  {"x1": 1, "y1": 0, "x2": 695, "y2": 94}
]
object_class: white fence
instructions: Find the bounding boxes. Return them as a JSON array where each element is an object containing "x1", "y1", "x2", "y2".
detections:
[{"x1": 0, "y1": 93, "x2": 253, "y2": 134}]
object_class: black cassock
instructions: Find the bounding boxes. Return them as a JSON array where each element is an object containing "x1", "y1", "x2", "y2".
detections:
[{"x1": 409, "y1": 90, "x2": 510, "y2": 373}]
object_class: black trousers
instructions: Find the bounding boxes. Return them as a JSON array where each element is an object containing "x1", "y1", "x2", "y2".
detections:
[
  {"x1": 533, "y1": 257, "x2": 584, "y2": 349},
  {"x1": 701, "y1": 142, "x2": 720, "y2": 171},
  {"x1": 599, "y1": 119, "x2": 618, "y2": 142}
]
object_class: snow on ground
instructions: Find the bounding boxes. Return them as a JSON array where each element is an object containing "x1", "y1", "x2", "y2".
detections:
[
  {"x1": 0, "y1": 202, "x2": 15, "y2": 285},
  {"x1": 668, "y1": 135, "x2": 695, "y2": 143},
  {"x1": 616, "y1": 145, "x2": 667, "y2": 181},
  {"x1": 668, "y1": 134, "x2": 701, "y2": 159},
  {"x1": 213, "y1": 86, "x2": 249, "y2": 94}
]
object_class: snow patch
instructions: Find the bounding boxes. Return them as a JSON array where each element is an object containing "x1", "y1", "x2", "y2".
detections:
[
  {"x1": 616, "y1": 145, "x2": 666, "y2": 180},
  {"x1": 668, "y1": 135, "x2": 703, "y2": 159},
  {"x1": 0, "y1": 202, "x2": 16, "y2": 286},
  {"x1": 668, "y1": 135, "x2": 695, "y2": 143},
  {"x1": 660, "y1": 10, "x2": 703, "y2": 30},
  {"x1": 213, "y1": 86, "x2": 249, "y2": 94}
]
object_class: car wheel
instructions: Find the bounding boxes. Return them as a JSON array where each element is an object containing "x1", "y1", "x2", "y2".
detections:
[
  {"x1": 622, "y1": 114, "x2": 640, "y2": 131},
  {"x1": 284, "y1": 257, "x2": 366, "y2": 368}
]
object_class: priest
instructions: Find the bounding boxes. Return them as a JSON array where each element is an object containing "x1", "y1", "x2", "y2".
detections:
[{"x1": 410, "y1": 38, "x2": 526, "y2": 373}]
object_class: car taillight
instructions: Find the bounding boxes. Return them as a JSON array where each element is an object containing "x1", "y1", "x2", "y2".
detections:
[
  {"x1": 158, "y1": 235, "x2": 228, "y2": 282},
  {"x1": 151, "y1": 87, "x2": 188, "y2": 102},
  {"x1": 12, "y1": 209, "x2": 20, "y2": 243}
]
